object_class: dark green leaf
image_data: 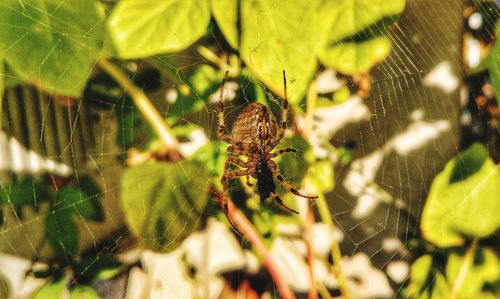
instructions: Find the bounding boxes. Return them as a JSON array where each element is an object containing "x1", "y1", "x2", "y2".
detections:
[
  {"x1": 486, "y1": 38, "x2": 500, "y2": 106},
  {"x1": 276, "y1": 136, "x2": 310, "y2": 194},
  {"x1": 121, "y1": 161, "x2": 211, "y2": 252},
  {"x1": 0, "y1": 0, "x2": 104, "y2": 96},
  {"x1": 0, "y1": 177, "x2": 51, "y2": 206},
  {"x1": 108, "y1": 0, "x2": 211, "y2": 59},
  {"x1": 70, "y1": 286, "x2": 101, "y2": 299},
  {"x1": 77, "y1": 176, "x2": 104, "y2": 222},
  {"x1": 421, "y1": 143, "x2": 500, "y2": 247},
  {"x1": 33, "y1": 277, "x2": 68, "y2": 299},
  {"x1": 211, "y1": 0, "x2": 238, "y2": 49},
  {"x1": 56, "y1": 187, "x2": 103, "y2": 222},
  {"x1": 45, "y1": 208, "x2": 79, "y2": 261}
]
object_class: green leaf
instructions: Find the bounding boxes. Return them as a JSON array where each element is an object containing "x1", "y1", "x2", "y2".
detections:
[
  {"x1": 319, "y1": 35, "x2": 393, "y2": 74},
  {"x1": 325, "y1": 0, "x2": 406, "y2": 43},
  {"x1": 308, "y1": 161, "x2": 335, "y2": 193},
  {"x1": 0, "y1": 0, "x2": 104, "y2": 96},
  {"x1": 77, "y1": 176, "x2": 104, "y2": 222},
  {"x1": 421, "y1": 143, "x2": 500, "y2": 247},
  {"x1": 121, "y1": 161, "x2": 211, "y2": 252},
  {"x1": 446, "y1": 247, "x2": 500, "y2": 298},
  {"x1": 486, "y1": 39, "x2": 500, "y2": 106},
  {"x1": 108, "y1": 0, "x2": 211, "y2": 59},
  {"x1": 70, "y1": 286, "x2": 101, "y2": 299},
  {"x1": 211, "y1": 0, "x2": 238, "y2": 49},
  {"x1": 0, "y1": 177, "x2": 51, "y2": 206},
  {"x1": 430, "y1": 273, "x2": 450, "y2": 299},
  {"x1": 45, "y1": 208, "x2": 79, "y2": 261},
  {"x1": 240, "y1": 0, "x2": 336, "y2": 104},
  {"x1": 407, "y1": 254, "x2": 433, "y2": 298},
  {"x1": 33, "y1": 277, "x2": 68, "y2": 299},
  {"x1": 56, "y1": 187, "x2": 103, "y2": 222},
  {"x1": 276, "y1": 136, "x2": 310, "y2": 193}
]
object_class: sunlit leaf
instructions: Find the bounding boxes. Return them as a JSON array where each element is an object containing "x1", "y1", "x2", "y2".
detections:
[
  {"x1": 407, "y1": 254, "x2": 433, "y2": 298},
  {"x1": 70, "y1": 286, "x2": 101, "y2": 299},
  {"x1": 430, "y1": 273, "x2": 450, "y2": 299},
  {"x1": 33, "y1": 277, "x2": 68, "y2": 299},
  {"x1": 421, "y1": 143, "x2": 500, "y2": 247},
  {"x1": 0, "y1": 0, "x2": 104, "y2": 96},
  {"x1": 319, "y1": 35, "x2": 393, "y2": 74},
  {"x1": 308, "y1": 160, "x2": 335, "y2": 193},
  {"x1": 45, "y1": 208, "x2": 79, "y2": 261},
  {"x1": 121, "y1": 161, "x2": 211, "y2": 252},
  {"x1": 446, "y1": 247, "x2": 500, "y2": 298},
  {"x1": 108, "y1": 0, "x2": 211, "y2": 59},
  {"x1": 240, "y1": 0, "x2": 336, "y2": 104},
  {"x1": 211, "y1": 0, "x2": 238, "y2": 49},
  {"x1": 276, "y1": 136, "x2": 310, "y2": 193},
  {"x1": 325, "y1": 0, "x2": 406, "y2": 43}
]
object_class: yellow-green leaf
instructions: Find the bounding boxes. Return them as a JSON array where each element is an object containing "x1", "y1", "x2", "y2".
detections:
[{"x1": 108, "y1": 0, "x2": 211, "y2": 59}]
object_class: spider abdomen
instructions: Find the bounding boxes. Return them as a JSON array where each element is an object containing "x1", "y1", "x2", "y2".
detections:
[
  {"x1": 257, "y1": 155, "x2": 276, "y2": 200},
  {"x1": 231, "y1": 103, "x2": 277, "y2": 145}
]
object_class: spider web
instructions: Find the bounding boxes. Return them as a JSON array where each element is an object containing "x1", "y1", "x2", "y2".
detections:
[{"x1": 0, "y1": 0, "x2": 491, "y2": 298}]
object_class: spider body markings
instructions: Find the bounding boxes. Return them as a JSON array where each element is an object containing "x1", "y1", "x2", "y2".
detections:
[{"x1": 217, "y1": 71, "x2": 318, "y2": 228}]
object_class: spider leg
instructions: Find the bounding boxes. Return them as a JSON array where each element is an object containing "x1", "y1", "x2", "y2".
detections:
[
  {"x1": 217, "y1": 71, "x2": 234, "y2": 144},
  {"x1": 266, "y1": 158, "x2": 318, "y2": 199},
  {"x1": 271, "y1": 147, "x2": 297, "y2": 157},
  {"x1": 221, "y1": 161, "x2": 251, "y2": 234},
  {"x1": 272, "y1": 70, "x2": 289, "y2": 148},
  {"x1": 271, "y1": 192, "x2": 299, "y2": 214}
]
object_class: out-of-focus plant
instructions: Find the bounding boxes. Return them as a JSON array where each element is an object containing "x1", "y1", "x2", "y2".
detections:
[
  {"x1": 0, "y1": 0, "x2": 408, "y2": 298},
  {"x1": 404, "y1": 143, "x2": 500, "y2": 299}
]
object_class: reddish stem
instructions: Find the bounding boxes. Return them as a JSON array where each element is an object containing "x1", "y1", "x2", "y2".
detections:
[{"x1": 212, "y1": 190, "x2": 296, "y2": 299}]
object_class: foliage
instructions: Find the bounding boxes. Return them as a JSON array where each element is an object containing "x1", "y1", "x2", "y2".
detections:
[
  {"x1": 120, "y1": 161, "x2": 211, "y2": 252},
  {"x1": 406, "y1": 143, "x2": 500, "y2": 298}
]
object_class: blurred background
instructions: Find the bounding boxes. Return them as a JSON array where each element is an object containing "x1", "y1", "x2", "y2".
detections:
[{"x1": 0, "y1": 0, "x2": 499, "y2": 298}]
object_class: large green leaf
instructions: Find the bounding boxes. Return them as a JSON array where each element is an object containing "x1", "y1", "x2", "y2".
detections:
[
  {"x1": 0, "y1": 0, "x2": 104, "y2": 96},
  {"x1": 45, "y1": 208, "x2": 79, "y2": 261},
  {"x1": 0, "y1": 177, "x2": 51, "y2": 206},
  {"x1": 319, "y1": 35, "x2": 393, "y2": 74},
  {"x1": 421, "y1": 143, "x2": 500, "y2": 247},
  {"x1": 325, "y1": 0, "x2": 406, "y2": 43},
  {"x1": 108, "y1": 0, "x2": 211, "y2": 59},
  {"x1": 121, "y1": 161, "x2": 211, "y2": 252},
  {"x1": 446, "y1": 247, "x2": 500, "y2": 298},
  {"x1": 240, "y1": 0, "x2": 336, "y2": 104},
  {"x1": 211, "y1": 0, "x2": 238, "y2": 49}
]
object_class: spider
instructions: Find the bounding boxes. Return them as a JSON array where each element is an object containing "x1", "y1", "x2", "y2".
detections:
[{"x1": 217, "y1": 70, "x2": 318, "y2": 227}]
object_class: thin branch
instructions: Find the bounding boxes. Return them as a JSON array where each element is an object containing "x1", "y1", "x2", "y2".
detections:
[
  {"x1": 212, "y1": 189, "x2": 296, "y2": 299},
  {"x1": 305, "y1": 199, "x2": 318, "y2": 299},
  {"x1": 97, "y1": 59, "x2": 181, "y2": 160},
  {"x1": 448, "y1": 239, "x2": 478, "y2": 299},
  {"x1": 316, "y1": 193, "x2": 351, "y2": 299}
]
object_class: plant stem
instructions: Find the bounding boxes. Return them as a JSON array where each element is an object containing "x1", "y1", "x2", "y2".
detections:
[
  {"x1": 212, "y1": 189, "x2": 296, "y2": 299},
  {"x1": 316, "y1": 193, "x2": 350, "y2": 299},
  {"x1": 305, "y1": 199, "x2": 318, "y2": 299},
  {"x1": 304, "y1": 77, "x2": 350, "y2": 299},
  {"x1": 97, "y1": 59, "x2": 181, "y2": 160},
  {"x1": 448, "y1": 239, "x2": 478, "y2": 299}
]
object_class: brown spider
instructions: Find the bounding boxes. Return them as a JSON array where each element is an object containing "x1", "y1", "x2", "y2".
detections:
[{"x1": 217, "y1": 70, "x2": 318, "y2": 226}]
